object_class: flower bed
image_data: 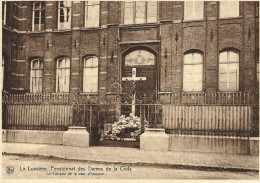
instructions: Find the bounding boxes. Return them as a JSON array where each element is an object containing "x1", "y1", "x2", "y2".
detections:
[{"x1": 104, "y1": 115, "x2": 148, "y2": 141}]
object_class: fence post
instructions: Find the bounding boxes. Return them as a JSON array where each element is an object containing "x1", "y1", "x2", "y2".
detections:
[
  {"x1": 251, "y1": 92, "x2": 259, "y2": 137},
  {"x1": 2, "y1": 102, "x2": 7, "y2": 129},
  {"x1": 140, "y1": 105, "x2": 145, "y2": 133}
]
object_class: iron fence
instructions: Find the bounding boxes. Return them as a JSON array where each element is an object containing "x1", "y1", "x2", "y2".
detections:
[
  {"x1": 2, "y1": 91, "x2": 258, "y2": 105},
  {"x1": 2, "y1": 92, "x2": 259, "y2": 137}
]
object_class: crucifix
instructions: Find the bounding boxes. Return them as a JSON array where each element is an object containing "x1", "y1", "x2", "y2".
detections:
[{"x1": 122, "y1": 68, "x2": 146, "y2": 117}]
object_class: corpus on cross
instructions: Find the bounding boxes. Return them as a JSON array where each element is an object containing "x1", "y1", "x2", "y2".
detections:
[{"x1": 122, "y1": 68, "x2": 146, "y2": 117}]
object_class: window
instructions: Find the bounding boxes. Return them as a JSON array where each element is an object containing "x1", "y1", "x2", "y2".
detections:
[
  {"x1": 2, "y1": 1, "x2": 6, "y2": 25},
  {"x1": 58, "y1": 1, "x2": 71, "y2": 30},
  {"x1": 56, "y1": 57, "x2": 70, "y2": 93},
  {"x1": 83, "y1": 56, "x2": 98, "y2": 93},
  {"x1": 85, "y1": 1, "x2": 100, "y2": 28},
  {"x1": 125, "y1": 50, "x2": 155, "y2": 66},
  {"x1": 183, "y1": 52, "x2": 203, "y2": 92},
  {"x1": 219, "y1": 51, "x2": 239, "y2": 91},
  {"x1": 184, "y1": 1, "x2": 204, "y2": 21},
  {"x1": 32, "y1": 2, "x2": 45, "y2": 31},
  {"x1": 30, "y1": 59, "x2": 43, "y2": 93},
  {"x1": 219, "y1": 1, "x2": 239, "y2": 18},
  {"x1": 123, "y1": 1, "x2": 157, "y2": 24}
]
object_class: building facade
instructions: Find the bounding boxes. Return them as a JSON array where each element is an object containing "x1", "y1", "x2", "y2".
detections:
[
  {"x1": 2, "y1": 1, "x2": 259, "y2": 95},
  {"x1": 2, "y1": 1, "x2": 259, "y2": 140}
]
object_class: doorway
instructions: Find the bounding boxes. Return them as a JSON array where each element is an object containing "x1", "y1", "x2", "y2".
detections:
[{"x1": 100, "y1": 48, "x2": 158, "y2": 148}]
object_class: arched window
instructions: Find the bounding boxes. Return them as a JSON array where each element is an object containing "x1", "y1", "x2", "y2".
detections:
[
  {"x1": 85, "y1": 1, "x2": 100, "y2": 28},
  {"x1": 123, "y1": 1, "x2": 157, "y2": 24},
  {"x1": 83, "y1": 56, "x2": 98, "y2": 93},
  {"x1": 219, "y1": 50, "x2": 239, "y2": 91},
  {"x1": 30, "y1": 58, "x2": 43, "y2": 93},
  {"x1": 184, "y1": 1, "x2": 204, "y2": 21},
  {"x1": 56, "y1": 57, "x2": 70, "y2": 93},
  {"x1": 183, "y1": 52, "x2": 203, "y2": 92},
  {"x1": 32, "y1": 2, "x2": 45, "y2": 31},
  {"x1": 219, "y1": 1, "x2": 239, "y2": 18},
  {"x1": 58, "y1": 1, "x2": 71, "y2": 30},
  {"x1": 125, "y1": 50, "x2": 155, "y2": 66}
]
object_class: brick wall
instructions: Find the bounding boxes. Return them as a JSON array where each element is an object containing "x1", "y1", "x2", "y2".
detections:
[{"x1": 2, "y1": 1, "x2": 259, "y2": 97}]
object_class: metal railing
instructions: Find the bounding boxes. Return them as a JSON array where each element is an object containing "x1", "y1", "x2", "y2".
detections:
[{"x1": 2, "y1": 92, "x2": 258, "y2": 137}]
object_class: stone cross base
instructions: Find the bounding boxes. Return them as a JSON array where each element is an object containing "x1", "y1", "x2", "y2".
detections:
[
  {"x1": 63, "y1": 126, "x2": 89, "y2": 147},
  {"x1": 140, "y1": 128, "x2": 169, "y2": 151}
]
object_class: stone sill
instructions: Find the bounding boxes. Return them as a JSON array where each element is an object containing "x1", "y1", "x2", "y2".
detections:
[
  {"x1": 80, "y1": 27, "x2": 102, "y2": 31},
  {"x1": 183, "y1": 19, "x2": 205, "y2": 23},
  {"x1": 181, "y1": 92, "x2": 205, "y2": 94},
  {"x1": 217, "y1": 91, "x2": 242, "y2": 94},
  {"x1": 119, "y1": 40, "x2": 159, "y2": 45},
  {"x1": 158, "y1": 92, "x2": 173, "y2": 95},
  {"x1": 119, "y1": 23, "x2": 160, "y2": 29},
  {"x1": 79, "y1": 93, "x2": 98, "y2": 96},
  {"x1": 218, "y1": 16, "x2": 243, "y2": 20}
]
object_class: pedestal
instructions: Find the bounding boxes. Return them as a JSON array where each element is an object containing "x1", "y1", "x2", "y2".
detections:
[
  {"x1": 140, "y1": 128, "x2": 169, "y2": 151},
  {"x1": 63, "y1": 126, "x2": 89, "y2": 147},
  {"x1": 249, "y1": 137, "x2": 259, "y2": 156}
]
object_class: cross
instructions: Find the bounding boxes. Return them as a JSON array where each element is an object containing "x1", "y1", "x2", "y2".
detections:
[{"x1": 122, "y1": 68, "x2": 146, "y2": 117}]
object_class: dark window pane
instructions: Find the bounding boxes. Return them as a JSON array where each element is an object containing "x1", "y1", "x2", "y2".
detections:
[
  {"x1": 35, "y1": 2, "x2": 40, "y2": 10},
  {"x1": 60, "y1": 8, "x2": 64, "y2": 22},
  {"x1": 60, "y1": 15, "x2": 64, "y2": 22},
  {"x1": 66, "y1": 8, "x2": 70, "y2": 22},
  {"x1": 35, "y1": 10, "x2": 40, "y2": 18},
  {"x1": 34, "y1": 17, "x2": 39, "y2": 24},
  {"x1": 41, "y1": 10, "x2": 45, "y2": 23},
  {"x1": 41, "y1": 16, "x2": 45, "y2": 24},
  {"x1": 41, "y1": 2, "x2": 45, "y2": 9}
]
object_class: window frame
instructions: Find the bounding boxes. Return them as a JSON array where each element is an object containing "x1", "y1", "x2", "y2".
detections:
[
  {"x1": 85, "y1": 1, "x2": 100, "y2": 28},
  {"x1": 83, "y1": 56, "x2": 99, "y2": 93},
  {"x1": 218, "y1": 50, "x2": 240, "y2": 92},
  {"x1": 32, "y1": 2, "x2": 45, "y2": 32},
  {"x1": 58, "y1": 1, "x2": 72, "y2": 30},
  {"x1": 56, "y1": 57, "x2": 70, "y2": 93},
  {"x1": 183, "y1": 52, "x2": 204, "y2": 92},
  {"x1": 30, "y1": 58, "x2": 43, "y2": 93},
  {"x1": 184, "y1": 1, "x2": 204, "y2": 21},
  {"x1": 122, "y1": 1, "x2": 158, "y2": 25},
  {"x1": 219, "y1": 1, "x2": 240, "y2": 18}
]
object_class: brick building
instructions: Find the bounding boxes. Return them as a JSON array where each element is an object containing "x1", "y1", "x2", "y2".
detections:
[
  {"x1": 2, "y1": 1, "x2": 259, "y2": 96},
  {"x1": 1, "y1": 1, "x2": 259, "y2": 147}
]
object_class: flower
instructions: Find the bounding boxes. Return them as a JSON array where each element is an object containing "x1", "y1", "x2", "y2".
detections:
[{"x1": 104, "y1": 116, "x2": 148, "y2": 141}]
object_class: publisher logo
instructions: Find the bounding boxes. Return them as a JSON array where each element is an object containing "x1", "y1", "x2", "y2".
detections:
[{"x1": 6, "y1": 166, "x2": 14, "y2": 175}]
